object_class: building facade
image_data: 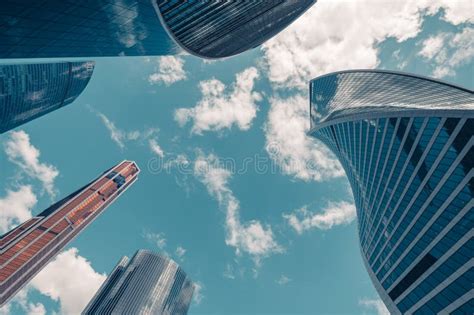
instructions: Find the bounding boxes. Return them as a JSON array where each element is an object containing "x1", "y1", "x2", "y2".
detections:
[
  {"x1": 0, "y1": 61, "x2": 94, "y2": 133},
  {"x1": 0, "y1": 0, "x2": 316, "y2": 59},
  {"x1": 83, "y1": 250, "x2": 194, "y2": 315},
  {"x1": 0, "y1": 161, "x2": 140, "y2": 307},
  {"x1": 309, "y1": 70, "x2": 473, "y2": 314}
]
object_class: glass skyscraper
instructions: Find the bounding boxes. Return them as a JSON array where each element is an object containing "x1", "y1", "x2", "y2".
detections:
[
  {"x1": 82, "y1": 250, "x2": 194, "y2": 315},
  {"x1": 0, "y1": 61, "x2": 94, "y2": 133},
  {"x1": 0, "y1": 161, "x2": 140, "y2": 307},
  {"x1": 0, "y1": 0, "x2": 316, "y2": 59},
  {"x1": 309, "y1": 70, "x2": 473, "y2": 314}
]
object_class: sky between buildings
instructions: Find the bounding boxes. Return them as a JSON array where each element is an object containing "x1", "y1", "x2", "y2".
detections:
[{"x1": 0, "y1": 1, "x2": 473, "y2": 314}]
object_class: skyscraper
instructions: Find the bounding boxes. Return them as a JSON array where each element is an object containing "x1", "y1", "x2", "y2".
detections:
[
  {"x1": 0, "y1": 161, "x2": 140, "y2": 307},
  {"x1": 0, "y1": 0, "x2": 316, "y2": 59},
  {"x1": 0, "y1": 61, "x2": 94, "y2": 133},
  {"x1": 82, "y1": 250, "x2": 194, "y2": 315},
  {"x1": 309, "y1": 70, "x2": 473, "y2": 314}
]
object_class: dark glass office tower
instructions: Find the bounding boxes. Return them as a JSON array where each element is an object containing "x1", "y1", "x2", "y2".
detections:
[
  {"x1": 0, "y1": 0, "x2": 316, "y2": 59},
  {"x1": 154, "y1": 0, "x2": 317, "y2": 59},
  {"x1": 83, "y1": 250, "x2": 194, "y2": 315},
  {"x1": 0, "y1": 61, "x2": 94, "y2": 133},
  {"x1": 309, "y1": 70, "x2": 473, "y2": 314},
  {"x1": 0, "y1": 161, "x2": 140, "y2": 307}
]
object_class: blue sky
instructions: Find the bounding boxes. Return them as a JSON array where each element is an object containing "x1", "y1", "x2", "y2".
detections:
[{"x1": 1, "y1": 1, "x2": 473, "y2": 314}]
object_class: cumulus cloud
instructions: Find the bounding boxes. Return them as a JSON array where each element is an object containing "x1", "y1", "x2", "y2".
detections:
[
  {"x1": 276, "y1": 275, "x2": 292, "y2": 285},
  {"x1": 194, "y1": 152, "x2": 282, "y2": 264},
  {"x1": 4, "y1": 131, "x2": 59, "y2": 197},
  {"x1": 284, "y1": 201, "x2": 356, "y2": 234},
  {"x1": 418, "y1": 27, "x2": 474, "y2": 78},
  {"x1": 30, "y1": 248, "x2": 106, "y2": 315},
  {"x1": 0, "y1": 289, "x2": 45, "y2": 315},
  {"x1": 265, "y1": 94, "x2": 343, "y2": 182},
  {"x1": 0, "y1": 186, "x2": 37, "y2": 234},
  {"x1": 359, "y1": 298, "x2": 390, "y2": 315},
  {"x1": 261, "y1": 0, "x2": 474, "y2": 90},
  {"x1": 148, "y1": 56, "x2": 187, "y2": 85},
  {"x1": 175, "y1": 67, "x2": 262, "y2": 135}
]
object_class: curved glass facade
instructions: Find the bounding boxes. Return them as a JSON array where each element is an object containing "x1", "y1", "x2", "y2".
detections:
[
  {"x1": 0, "y1": 0, "x2": 178, "y2": 58},
  {"x1": 1, "y1": 0, "x2": 315, "y2": 59},
  {"x1": 83, "y1": 250, "x2": 194, "y2": 315},
  {"x1": 309, "y1": 70, "x2": 474, "y2": 314},
  {"x1": 154, "y1": 0, "x2": 316, "y2": 59},
  {"x1": 0, "y1": 61, "x2": 94, "y2": 133}
]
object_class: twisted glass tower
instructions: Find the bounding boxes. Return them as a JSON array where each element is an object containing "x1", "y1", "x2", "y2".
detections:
[
  {"x1": 82, "y1": 250, "x2": 194, "y2": 315},
  {"x1": 0, "y1": 0, "x2": 316, "y2": 59},
  {"x1": 309, "y1": 70, "x2": 473, "y2": 314},
  {"x1": 0, "y1": 61, "x2": 94, "y2": 133},
  {"x1": 0, "y1": 161, "x2": 140, "y2": 307}
]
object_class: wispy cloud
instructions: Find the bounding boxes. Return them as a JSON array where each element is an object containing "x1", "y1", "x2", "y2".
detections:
[
  {"x1": 276, "y1": 275, "x2": 292, "y2": 285},
  {"x1": 96, "y1": 112, "x2": 141, "y2": 149},
  {"x1": 4, "y1": 131, "x2": 59, "y2": 197},
  {"x1": 193, "y1": 152, "x2": 283, "y2": 266},
  {"x1": 359, "y1": 298, "x2": 390, "y2": 315},
  {"x1": 142, "y1": 230, "x2": 167, "y2": 250},
  {"x1": 93, "y1": 110, "x2": 165, "y2": 156},
  {"x1": 284, "y1": 201, "x2": 356, "y2": 234},
  {"x1": 175, "y1": 246, "x2": 186, "y2": 261},
  {"x1": 0, "y1": 185, "x2": 37, "y2": 234},
  {"x1": 175, "y1": 67, "x2": 262, "y2": 135},
  {"x1": 149, "y1": 138, "x2": 164, "y2": 158},
  {"x1": 265, "y1": 94, "x2": 344, "y2": 182},
  {"x1": 192, "y1": 282, "x2": 204, "y2": 306},
  {"x1": 148, "y1": 56, "x2": 187, "y2": 86}
]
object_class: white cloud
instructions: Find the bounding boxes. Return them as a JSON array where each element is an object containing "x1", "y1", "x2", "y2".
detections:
[
  {"x1": 4, "y1": 131, "x2": 59, "y2": 197},
  {"x1": 96, "y1": 113, "x2": 141, "y2": 149},
  {"x1": 222, "y1": 263, "x2": 236, "y2": 280},
  {"x1": 94, "y1": 111, "x2": 166, "y2": 156},
  {"x1": 276, "y1": 275, "x2": 292, "y2": 285},
  {"x1": 0, "y1": 289, "x2": 45, "y2": 315},
  {"x1": 192, "y1": 282, "x2": 204, "y2": 306},
  {"x1": 194, "y1": 153, "x2": 282, "y2": 265},
  {"x1": 265, "y1": 94, "x2": 344, "y2": 182},
  {"x1": 148, "y1": 56, "x2": 187, "y2": 86},
  {"x1": 261, "y1": 0, "x2": 474, "y2": 90},
  {"x1": 0, "y1": 185, "x2": 37, "y2": 234},
  {"x1": 359, "y1": 298, "x2": 390, "y2": 315},
  {"x1": 175, "y1": 67, "x2": 262, "y2": 135},
  {"x1": 142, "y1": 230, "x2": 167, "y2": 250},
  {"x1": 284, "y1": 201, "x2": 356, "y2": 234},
  {"x1": 175, "y1": 246, "x2": 186, "y2": 261},
  {"x1": 418, "y1": 27, "x2": 474, "y2": 78},
  {"x1": 149, "y1": 138, "x2": 165, "y2": 158},
  {"x1": 30, "y1": 248, "x2": 106, "y2": 315}
]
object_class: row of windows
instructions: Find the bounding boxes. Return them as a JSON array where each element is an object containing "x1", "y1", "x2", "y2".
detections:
[
  {"x1": 382, "y1": 187, "x2": 472, "y2": 293},
  {"x1": 396, "y1": 224, "x2": 472, "y2": 312},
  {"x1": 375, "y1": 119, "x2": 470, "y2": 283},
  {"x1": 412, "y1": 267, "x2": 473, "y2": 315},
  {"x1": 368, "y1": 118, "x2": 456, "y2": 267}
]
